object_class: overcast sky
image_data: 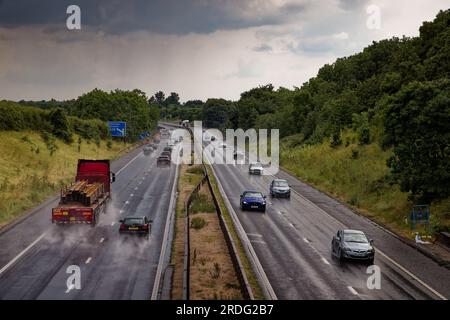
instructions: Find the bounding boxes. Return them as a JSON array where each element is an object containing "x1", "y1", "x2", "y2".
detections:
[{"x1": 0, "y1": 0, "x2": 448, "y2": 102}]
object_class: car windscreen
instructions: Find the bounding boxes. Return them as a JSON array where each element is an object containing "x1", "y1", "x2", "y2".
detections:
[
  {"x1": 273, "y1": 181, "x2": 288, "y2": 187},
  {"x1": 124, "y1": 218, "x2": 144, "y2": 225},
  {"x1": 251, "y1": 163, "x2": 262, "y2": 168},
  {"x1": 244, "y1": 192, "x2": 263, "y2": 198},
  {"x1": 343, "y1": 233, "x2": 368, "y2": 243}
]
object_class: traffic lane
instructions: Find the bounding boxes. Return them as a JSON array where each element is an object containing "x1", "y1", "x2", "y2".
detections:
[
  {"x1": 35, "y1": 138, "x2": 172, "y2": 299},
  {"x1": 0, "y1": 139, "x2": 165, "y2": 299},
  {"x1": 228, "y1": 162, "x2": 436, "y2": 299},
  {"x1": 275, "y1": 169, "x2": 450, "y2": 299},
  {"x1": 37, "y1": 163, "x2": 176, "y2": 299},
  {"x1": 0, "y1": 139, "x2": 156, "y2": 270},
  {"x1": 213, "y1": 163, "x2": 358, "y2": 299}
]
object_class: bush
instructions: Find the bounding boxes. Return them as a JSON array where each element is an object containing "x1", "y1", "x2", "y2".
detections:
[{"x1": 191, "y1": 217, "x2": 207, "y2": 229}]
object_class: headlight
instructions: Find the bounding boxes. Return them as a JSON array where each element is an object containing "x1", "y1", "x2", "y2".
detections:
[{"x1": 243, "y1": 201, "x2": 248, "y2": 204}]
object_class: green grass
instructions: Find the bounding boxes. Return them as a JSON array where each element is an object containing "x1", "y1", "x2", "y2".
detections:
[
  {"x1": 0, "y1": 131, "x2": 133, "y2": 226},
  {"x1": 280, "y1": 130, "x2": 450, "y2": 238},
  {"x1": 190, "y1": 194, "x2": 216, "y2": 214}
]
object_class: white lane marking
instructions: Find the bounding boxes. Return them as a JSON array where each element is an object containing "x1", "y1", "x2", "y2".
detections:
[
  {"x1": 247, "y1": 233, "x2": 263, "y2": 238},
  {"x1": 277, "y1": 211, "x2": 283, "y2": 215},
  {"x1": 321, "y1": 257, "x2": 331, "y2": 265},
  {"x1": 289, "y1": 223, "x2": 295, "y2": 228},
  {"x1": 99, "y1": 238, "x2": 105, "y2": 243},
  {"x1": 0, "y1": 233, "x2": 47, "y2": 275},
  {"x1": 250, "y1": 240, "x2": 267, "y2": 245},
  {"x1": 125, "y1": 200, "x2": 129, "y2": 205},
  {"x1": 347, "y1": 286, "x2": 359, "y2": 295},
  {"x1": 130, "y1": 194, "x2": 134, "y2": 197},
  {"x1": 267, "y1": 171, "x2": 448, "y2": 300},
  {"x1": 303, "y1": 237, "x2": 310, "y2": 243},
  {"x1": 116, "y1": 152, "x2": 143, "y2": 175},
  {"x1": 134, "y1": 187, "x2": 138, "y2": 190},
  {"x1": 85, "y1": 257, "x2": 92, "y2": 264},
  {"x1": 376, "y1": 249, "x2": 448, "y2": 300},
  {"x1": 119, "y1": 209, "x2": 124, "y2": 214}
]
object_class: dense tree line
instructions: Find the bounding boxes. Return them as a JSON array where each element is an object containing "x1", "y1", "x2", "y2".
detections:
[
  {"x1": 14, "y1": 88, "x2": 160, "y2": 142},
  {"x1": 0, "y1": 101, "x2": 109, "y2": 143},
  {"x1": 199, "y1": 9, "x2": 450, "y2": 203}
]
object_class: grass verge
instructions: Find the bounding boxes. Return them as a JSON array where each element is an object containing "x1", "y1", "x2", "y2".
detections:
[
  {"x1": 0, "y1": 131, "x2": 134, "y2": 226},
  {"x1": 280, "y1": 130, "x2": 450, "y2": 239}
]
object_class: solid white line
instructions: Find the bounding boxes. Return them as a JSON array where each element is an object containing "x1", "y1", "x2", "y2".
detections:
[
  {"x1": 247, "y1": 233, "x2": 263, "y2": 238},
  {"x1": 347, "y1": 286, "x2": 359, "y2": 295},
  {"x1": 116, "y1": 152, "x2": 143, "y2": 175},
  {"x1": 321, "y1": 257, "x2": 331, "y2": 265},
  {"x1": 376, "y1": 249, "x2": 447, "y2": 300},
  {"x1": 267, "y1": 171, "x2": 448, "y2": 300},
  {"x1": 99, "y1": 238, "x2": 105, "y2": 243},
  {"x1": 85, "y1": 257, "x2": 92, "y2": 264},
  {"x1": 0, "y1": 232, "x2": 47, "y2": 275},
  {"x1": 303, "y1": 237, "x2": 310, "y2": 243}
]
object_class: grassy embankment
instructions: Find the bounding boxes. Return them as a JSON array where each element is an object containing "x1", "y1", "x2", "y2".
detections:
[
  {"x1": 280, "y1": 130, "x2": 450, "y2": 239},
  {"x1": 0, "y1": 131, "x2": 133, "y2": 226}
]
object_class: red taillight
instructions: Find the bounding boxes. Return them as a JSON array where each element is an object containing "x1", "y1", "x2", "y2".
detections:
[
  {"x1": 143, "y1": 224, "x2": 149, "y2": 230},
  {"x1": 119, "y1": 224, "x2": 125, "y2": 230}
]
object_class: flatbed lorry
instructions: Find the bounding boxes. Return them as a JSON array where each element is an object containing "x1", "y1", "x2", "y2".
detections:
[{"x1": 52, "y1": 159, "x2": 115, "y2": 226}]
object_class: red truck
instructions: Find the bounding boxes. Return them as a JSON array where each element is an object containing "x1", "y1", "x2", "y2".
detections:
[{"x1": 52, "y1": 160, "x2": 115, "y2": 226}]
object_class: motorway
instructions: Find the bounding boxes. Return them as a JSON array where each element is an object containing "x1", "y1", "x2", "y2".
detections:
[
  {"x1": 0, "y1": 132, "x2": 177, "y2": 300},
  {"x1": 205, "y1": 141, "x2": 450, "y2": 300}
]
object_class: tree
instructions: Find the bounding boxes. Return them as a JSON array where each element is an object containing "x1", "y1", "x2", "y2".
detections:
[
  {"x1": 202, "y1": 99, "x2": 234, "y2": 130},
  {"x1": 165, "y1": 92, "x2": 180, "y2": 106},
  {"x1": 384, "y1": 79, "x2": 450, "y2": 202},
  {"x1": 48, "y1": 108, "x2": 72, "y2": 143},
  {"x1": 154, "y1": 91, "x2": 165, "y2": 106}
]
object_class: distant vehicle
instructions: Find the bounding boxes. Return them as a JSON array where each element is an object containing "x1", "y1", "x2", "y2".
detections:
[
  {"x1": 52, "y1": 160, "x2": 115, "y2": 227},
  {"x1": 163, "y1": 146, "x2": 173, "y2": 153},
  {"x1": 143, "y1": 146, "x2": 153, "y2": 155},
  {"x1": 154, "y1": 139, "x2": 160, "y2": 144},
  {"x1": 331, "y1": 229, "x2": 374, "y2": 264},
  {"x1": 157, "y1": 155, "x2": 171, "y2": 167},
  {"x1": 249, "y1": 162, "x2": 263, "y2": 175},
  {"x1": 240, "y1": 191, "x2": 266, "y2": 212},
  {"x1": 270, "y1": 179, "x2": 291, "y2": 198},
  {"x1": 168, "y1": 140, "x2": 175, "y2": 148},
  {"x1": 119, "y1": 216, "x2": 151, "y2": 238},
  {"x1": 161, "y1": 151, "x2": 171, "y2": 159},
  {"x1": 178, "y1": 136, "x2": 183, "y2": 142},
  {"x1": 234, "y1": 150, "x2": 244, "y2": 160}
]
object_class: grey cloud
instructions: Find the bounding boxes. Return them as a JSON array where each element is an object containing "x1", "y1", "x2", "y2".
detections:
[{"x1": 0, "y1": 0, "x2": 309, "y2": 35}]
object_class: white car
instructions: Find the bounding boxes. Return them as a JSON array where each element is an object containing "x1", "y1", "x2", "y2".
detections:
[{"x1": 249, "y1": 162, "x2": 263, "y2": 175}]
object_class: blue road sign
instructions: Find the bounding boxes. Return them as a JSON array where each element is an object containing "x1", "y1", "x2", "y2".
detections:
[{"x1": 108, "y1": 121, "x2": 126, "y2": 137}]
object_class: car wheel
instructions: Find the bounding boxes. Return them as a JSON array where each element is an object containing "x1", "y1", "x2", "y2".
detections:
[{"x1": 338, "y1": 249, "x2": 344, "y2": 262}]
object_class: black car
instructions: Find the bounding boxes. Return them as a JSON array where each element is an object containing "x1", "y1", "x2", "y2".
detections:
[
  {"x1": 331, "y1": 229, "x2": 374, "y2": 264},
  {"x1": 119, "y1": 216, "x2": 151, "y2": 238},
  {"x1": 240, "y1": 191, "x2": 266, "y2": 212},
  {"x1": 269, "y1": 179, "x2": 291, "y2": 198}
]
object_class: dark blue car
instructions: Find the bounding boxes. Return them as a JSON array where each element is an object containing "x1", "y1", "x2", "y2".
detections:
[{"x1": 240, "y1": 191, "x2": 266, "y2": 212}]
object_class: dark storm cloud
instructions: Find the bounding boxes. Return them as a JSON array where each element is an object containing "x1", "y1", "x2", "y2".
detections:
[{"x1": 0, "y1": 0, "x2": 308, "y2": 35}]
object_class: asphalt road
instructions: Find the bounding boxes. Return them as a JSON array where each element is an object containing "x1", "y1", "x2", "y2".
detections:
[
  {"x1": 0, "y1": 133, "x2": 177, "y2": 300},
  {"x1": 207, "y1": 142, "x2": 450, "y2": 300}
]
